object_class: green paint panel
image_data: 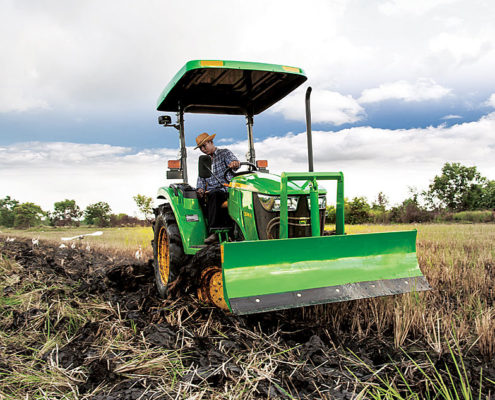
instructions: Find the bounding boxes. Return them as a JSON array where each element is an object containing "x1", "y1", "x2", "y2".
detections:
[
  {"x1": 158, "y1": 186, "x2": 207, "y2": 254},
  {"x1": 222, "y1": 230, "x2": 422, "y2": 299}
]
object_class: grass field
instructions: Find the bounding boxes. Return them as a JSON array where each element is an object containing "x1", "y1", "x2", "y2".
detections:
[
  {"x1": 1, "y1": 223, "x2": 494, "y2": 398},
  {"x1": 0, "y1": 225, "x2": 154, "y2": 259}
]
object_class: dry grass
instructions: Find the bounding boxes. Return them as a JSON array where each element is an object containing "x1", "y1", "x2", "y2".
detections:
[
  {"x1": 0, "y1": 225, "x2": 154, "y2": 259},
  {"x1": 295, "y1": 223, "x2": 495, "y2": 374}
]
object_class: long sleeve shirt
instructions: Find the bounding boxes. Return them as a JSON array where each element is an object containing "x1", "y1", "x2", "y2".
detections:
[{"x1": 196, "y1": 148, "x2": 239, "y2": 191}]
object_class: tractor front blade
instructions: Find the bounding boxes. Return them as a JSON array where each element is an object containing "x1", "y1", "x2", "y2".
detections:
[{"x1": 221, "y1": 230, "x2": 429, "y2": 315}]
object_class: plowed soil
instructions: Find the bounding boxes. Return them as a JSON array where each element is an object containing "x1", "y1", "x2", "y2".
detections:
[{"x1": 1, "y1": 238, "x2": 493, "y2": 399}]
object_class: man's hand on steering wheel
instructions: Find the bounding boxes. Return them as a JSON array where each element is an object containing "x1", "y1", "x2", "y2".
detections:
[
  {"x1": 224, "y1": 161, "x2": 258, "y2": 180},
  {"x1": 228, "y1": 160, "x2": 240, "y2": 170}
]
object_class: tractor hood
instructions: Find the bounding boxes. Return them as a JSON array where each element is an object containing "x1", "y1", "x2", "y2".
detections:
[{"x1": 229, "y1": 172, "x2": 327, "y2": 195}]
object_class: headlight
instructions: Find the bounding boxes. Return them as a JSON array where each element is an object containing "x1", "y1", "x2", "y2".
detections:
[
  {"x1": 307, "y1": 195, "x2": 327, "y2": 210},
  {"x1": 258, "y1": 194, "x2": 298, "y2": 212}
]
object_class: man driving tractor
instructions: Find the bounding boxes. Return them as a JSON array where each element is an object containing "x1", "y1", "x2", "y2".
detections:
[{"x1": 195, "y1": 132, "x2": 240, "y2": 244}]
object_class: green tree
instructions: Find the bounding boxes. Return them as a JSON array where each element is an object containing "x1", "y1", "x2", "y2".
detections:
[
  {"x1": 325, "y1": 204, "x2": 336, "y2": 224},
  {"x1": 346, "y1": 197, "x2": 371, "y2": 224},
  {"x1": 84, "y1": 202, "x2": 112, "y2": 227},
  {"x1": 51, "y1": 199, "x2": 82, "y2": 226},
  {"x1": 13, "y1": 202, "x2": 45, "y2": 228},
  {"x1": 390, "y1": 188, "x2": 432, "y2": 223},
  {"x1": 0, "y1": 196, "x2": 19, "y2": 227},
  {"x1": 370, "y1": 192, "x2": 390, "y2": 223},
  {"x1": 480, "y1": 180, "x2": 495, "y2": 210},
  {"x1": 371, "y1": 191, "x2": 389, "y2": 212},
  {"x1": 426, "y1": 162, "x2": 485, "y2": 211},
  {"x1": 133, "y1": 194, "x2": 153, "y2": 221}
]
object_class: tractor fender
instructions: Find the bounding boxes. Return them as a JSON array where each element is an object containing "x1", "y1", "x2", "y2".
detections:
[{"x1": 156, "y1": 186, "x2": 207, "y2": 255}]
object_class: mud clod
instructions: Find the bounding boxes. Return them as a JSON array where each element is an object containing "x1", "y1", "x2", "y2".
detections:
[
  {"x1": 144, "y1": 323, "x2": 177, "y2": 347},
  {"x1": 80, "y1": 358, "x2": 119, "y2": 394}
]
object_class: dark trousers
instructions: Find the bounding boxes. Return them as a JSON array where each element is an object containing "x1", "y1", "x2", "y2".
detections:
[{"x1": 201, "y1": 188, "x2": 230, "y2": 232}]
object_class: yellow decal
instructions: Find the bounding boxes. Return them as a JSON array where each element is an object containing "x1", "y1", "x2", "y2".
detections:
[
  {"x1": 200, "y1": 60, "x2": 224, "y2": 67},
  {"x1": 230, "y1": 182, "x2": 258, "y2": 192},
  {"x1": 220, "y1": 245, "x2": 224, "y2": 264},
  {"x1": 243, "y1": 211, "x2": 252, "y2": 218},
  {"x1": 282, "y1": 65, "x2": 300, "y2": 73}
]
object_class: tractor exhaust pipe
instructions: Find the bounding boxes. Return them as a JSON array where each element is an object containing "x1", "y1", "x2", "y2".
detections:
[{"x1": 305, "y1": 87, "x2": 313, "y2": 172}]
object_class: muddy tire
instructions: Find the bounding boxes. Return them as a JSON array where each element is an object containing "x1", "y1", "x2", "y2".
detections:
[
  {"x1": 192, "y1": 244, "x2": 229, "y2": 310},
  {"x1": 152, "y1": 204, "x2": 187, "y2": 298}
]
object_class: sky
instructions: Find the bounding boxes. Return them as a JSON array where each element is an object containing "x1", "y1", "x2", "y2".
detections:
[{"x1": 1, "y1": 0, "x2": 495, "y2": 215}]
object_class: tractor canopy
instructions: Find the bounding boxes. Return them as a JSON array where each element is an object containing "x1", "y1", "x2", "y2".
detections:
[{"x1": 157, "y1": 60, "x2": 307, "y2": 115}]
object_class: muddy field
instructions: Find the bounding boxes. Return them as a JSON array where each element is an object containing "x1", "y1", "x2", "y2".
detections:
[{"x1": 0, "y1": 237, "x2": 493, "y2": 399}]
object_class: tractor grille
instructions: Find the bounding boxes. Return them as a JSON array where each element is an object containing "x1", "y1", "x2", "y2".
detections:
[{"x1": 253, "y1": 193, "x2": 325, "y2": 240}]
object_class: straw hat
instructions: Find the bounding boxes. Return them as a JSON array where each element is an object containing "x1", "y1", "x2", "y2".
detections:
[{"x1": 194, "y1": 132, "x2": 216, "y2": 149}]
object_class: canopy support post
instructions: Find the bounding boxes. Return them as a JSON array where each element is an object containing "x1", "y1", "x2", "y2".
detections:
[
  {"x1": 246, "y1": 114, "x2": 255, "y2": 165},
  {"x1": 178, "y1": 106, "x2": 188, "y2": 183},
  {"x1": 305, "y1": 87, "x2": 314, "y2": 172}
]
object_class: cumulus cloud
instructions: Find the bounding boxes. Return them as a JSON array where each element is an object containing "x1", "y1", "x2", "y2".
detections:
[
  {"x1": 0, "y1": 142, "x2": 131, "y2": 165},
  {"x1": 441, "y1": 114, "x2": 462, "y2": 120},
  {"x1": 485, "y1": 94, "x2": 495, "y2": 108},
  {"x1": 272, "y1": 88, "x2": 365, "y2": 125},
  {"x1": 253, "y1": 114, "x2": 495, "y2": 168},
  {"x1": 2, "y1": 112, "x2": 495, "y2": 212},
  {"x1": 0, "y1": 0, "x2": 357, "y2": 114},
  {"x1": 378, "y1": 0, "x2": 459, "y2": 16},
  {"x1": 1, "y1": 0, "x2": 494, "y2": 118},
  {"x1": 250, "y1": 113, "x2": 495, "y2": 204},
  {"x1": 0, "y1": 88, "x2": 49, "y2": 113},
  {"x1": 358, "y1": 79, "x2": 451, "y2": 104},
  {"x1": 428, "y1": 32, "x2": 493, "y2": 66},
  {"x1": 218, "y1": 138, "x2": 235, "y2": 144},
  {"x1": 0, "y1": 142, "x2": 178, "y2": 215}
]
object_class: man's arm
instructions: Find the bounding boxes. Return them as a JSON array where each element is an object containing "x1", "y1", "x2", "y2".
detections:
[
  {"x1": 197, "y1": 177, "x2": 206, "y2": 197},
  {"x1": 223, "y1": 149, "x2": 240, "y2": 170},
  {"x1": 197, "y1": 176, "x2": 206, "y2": 190}
]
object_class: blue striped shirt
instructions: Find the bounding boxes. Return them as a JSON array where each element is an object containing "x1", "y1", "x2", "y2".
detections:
[{"x1": 197, "y1": 148, "x2": 239, "y2": 191}]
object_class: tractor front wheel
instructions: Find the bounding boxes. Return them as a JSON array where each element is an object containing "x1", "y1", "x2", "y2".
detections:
[
  {"x1": 197, "y1": 266, "x2": 229, "y2": 310},
  {"x1": 153, "y1": 205, "x2": 187, "y2": 297},
  {"x1": 191, "y1": 244, "x2": 230, "y2": 311}
]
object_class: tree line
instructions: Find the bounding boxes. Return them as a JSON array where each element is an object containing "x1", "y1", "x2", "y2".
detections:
[
  {"x1": 2, "y1": 163, "x2": 494, "y2": 229},
  {"x1": 327, "y1": 162, "x2": 495, "y2": 224},
  {"x1": 0, "y1": 195, "x2": 153, "y2": 229}
]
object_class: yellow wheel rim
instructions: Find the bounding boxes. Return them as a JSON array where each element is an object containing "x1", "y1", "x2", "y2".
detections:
[
  {"x1": 198, "y1": 266, "x2": 229, "y2": 310},
  {"x1": 157, "y1": 226, "x2": 170, "y2": 285}
]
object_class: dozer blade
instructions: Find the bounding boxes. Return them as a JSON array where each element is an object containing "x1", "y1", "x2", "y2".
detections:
[{"x1": 221, "y1": 230, "x2": 429, "y2": 315}]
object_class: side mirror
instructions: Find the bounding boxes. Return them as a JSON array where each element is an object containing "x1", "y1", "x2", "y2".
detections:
[
  {"x1": 198, "y1": 155, "x2": 212, "y2": 178},
  {"x1": 158, "y1": 115, "x2": 172, "y2": 125}
]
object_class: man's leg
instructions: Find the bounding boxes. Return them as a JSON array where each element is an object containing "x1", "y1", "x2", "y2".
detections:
[{"x1": 206, "y1": 189, "x2": 229, "y2": 230}]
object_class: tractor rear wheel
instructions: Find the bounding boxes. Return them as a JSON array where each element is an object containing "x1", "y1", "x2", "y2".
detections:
[{"x1": 153, "y1": 205, "x2": 187, "y2": 297}]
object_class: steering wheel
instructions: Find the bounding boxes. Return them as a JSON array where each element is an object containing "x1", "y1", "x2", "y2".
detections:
[{"x1": 224, "y1": 162, "x2": 258, "y2": 180}]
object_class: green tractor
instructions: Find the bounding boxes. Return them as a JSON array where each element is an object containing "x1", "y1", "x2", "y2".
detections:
[{"x1": 153, "y1": 60, "x2": 429, "y2": 315}]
